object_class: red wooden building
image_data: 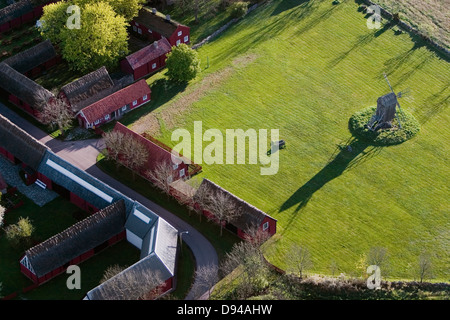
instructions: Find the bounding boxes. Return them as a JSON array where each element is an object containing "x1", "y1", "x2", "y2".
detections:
[
  {"x1": 0, "y1": 0, "x2": 54, "y2": 33},
  {"x1": 77, "y1": 79, "x2": 151, "y2": 129},
  {"x1": 194, "y1": 178, "x2": 277, "y2": 239},
  {"x1": 121, "y1": 37, "x2": 172, "y2": 80},
  {"x1": 20, "y1": 200, "x2": 127, "y2": 285},
  {"x1": 131, "y1": 7, "x2": 190, "y2": 47},
  {"x1": 113, "y1": 122, "x2": 191, "y2": 181}
]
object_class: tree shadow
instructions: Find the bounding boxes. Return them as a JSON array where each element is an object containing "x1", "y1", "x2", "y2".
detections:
[
  {"x1": 416, "y1": 84, "x2": 450, "y2": 125},
  {"x1": 328, "y1": 22, "x2": 392, "y2": 68},
  {"x1": 279, "y1": 137, "x2": 382, "y2": 225},
  {"x1": 270, "y1": 0, "x2": 310, "y2": 16}
]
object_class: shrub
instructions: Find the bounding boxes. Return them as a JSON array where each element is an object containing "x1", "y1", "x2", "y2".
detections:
[
  {"x1": 229, "y1": 1, "x2": 249, "y2": 19},
  {"x1": 165, "y1": 43, "x2": 201, "y2": 82},
  {"x1": 5, "y1": 217, "x2": 35, "y2": 248},
  {"x1": 349, "y1": 105, "x2": 420, "y2": 146}
]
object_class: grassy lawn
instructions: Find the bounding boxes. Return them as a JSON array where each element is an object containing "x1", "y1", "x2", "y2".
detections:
[
  {"x1": 0, "y1": 196, "x2": 81, "y2": 297},
  {"x1": 123, "y1": 0, "x2": 449, "y2": 281}
]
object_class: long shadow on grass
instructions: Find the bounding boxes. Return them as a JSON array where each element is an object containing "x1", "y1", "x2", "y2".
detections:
[
  {"x1": 270, "y1": 0, "x2": 310, "y2": 16},
  {"x1": 279, "y1": 137, "x2": 382, "y2": 222}
]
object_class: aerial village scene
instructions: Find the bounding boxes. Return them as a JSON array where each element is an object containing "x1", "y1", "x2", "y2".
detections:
[{"x1": 0, "y1": 0, "x2": 448, "y2": 306}]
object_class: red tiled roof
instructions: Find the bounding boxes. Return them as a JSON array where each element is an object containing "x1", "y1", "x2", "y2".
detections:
[
  {"x1": 125, "y1": 37, "x2": 172, "y2": 70},
  {"x1": 81, "y1": 80, "x2": 151, "y2": 124}
]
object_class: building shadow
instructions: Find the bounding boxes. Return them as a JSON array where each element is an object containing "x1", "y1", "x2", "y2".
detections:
[{"x1": 279, "y1": 137, "x2": 382, "y2": 221}]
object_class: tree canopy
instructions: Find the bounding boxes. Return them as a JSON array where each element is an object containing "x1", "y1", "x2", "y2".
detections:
[
  {"x1": 165, "y1": 43, "x2": 201, "y2": 82},
  {"x1": 39, "y1": 0, "x2": 141, "y2": 72}
]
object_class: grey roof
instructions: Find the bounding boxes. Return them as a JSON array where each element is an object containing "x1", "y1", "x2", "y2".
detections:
[
  {"x1": 3, "y1": 40, "x2": 57, "y2": 74},
  {"x1": 0, "y1": 63, "x2": 54, "y2": 110},
  {"x1": 0, "y1": 113, "x2": 48, "y2": 170},
  {"x1": 24, "y1": 200, "x2": 127, "y2": 277},
  {"x1": 196, "y1": 178, "x2": 276, "y2": 231},
  {"x1": 125, "y1": 202, "x2": 158, "y2": 239},
  {"x1": 59, "y1": 66, "x2": 114, "y2": 113},
  {"x1": 84, "y1": 252, "x2": 173, "y2": 300},
  {"x1": 37, "y1": 150, "x2": 135, "y2": 212},
  {"x1": 85, "y1": 205, "x2": 178, "y2": 300}
]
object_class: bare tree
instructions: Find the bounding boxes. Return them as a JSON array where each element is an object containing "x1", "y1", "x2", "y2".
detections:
[
  {"x1": 220, "y1": 240, "x2": 269, "y2": 298},
  {"x1": 191, "y1": 263, "x2": 219, "y2": 299},
  {"x1": 37, "y1": 94, "x2": 74, "y2": 136},
  {"x1": 100, "y1": 264, "x2": 126, "y2": 284},
  {"x1": 191, "y1": 179, "x2": 213, "y2": 223},
  {"x1": 147, "y1": 160, "x2": 177, "y2": 197},
  {"x1": 205, "y1": 190, "x2": 242, "y2": 236},
  {"x1": 289, "y1": 244, "x2": 313, "y2": 279},
  {"x1": 416, "y1": 252, "x2": 433, "y2": 283},
  {"x1": 102, "y1": 130, "x2": 126, "y2": 169},
  {"x1": 100, "y1": 266, "x2": 165, "y2": 300},
  {"x1": 103, "y1": 131, "x2": 149, "y2": 180},
  {"x1": 366, "y1": 246, "x2": 390, "y2": 279},
  {"x1": 243, "y1": 222, "x2": 270, "y2": 247},
  {"x1": 121, "y1": 135, "x2": 149, "y2": 180}
]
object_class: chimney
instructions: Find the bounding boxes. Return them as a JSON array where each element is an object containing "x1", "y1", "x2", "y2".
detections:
[
  {"x1": 154, "y1": 41, "x2": 159, "y2": 49},
  {"x1": 152, "y1": 8, "x2": 156, "y2": 14},
  {"x1": 166, "y1": 15, "x2": 171, "y2": 22}
]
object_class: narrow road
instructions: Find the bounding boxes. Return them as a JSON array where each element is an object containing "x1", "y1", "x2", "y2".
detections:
[{"x1": 0, "y1": 103, "x2": 218, "y2": 300}]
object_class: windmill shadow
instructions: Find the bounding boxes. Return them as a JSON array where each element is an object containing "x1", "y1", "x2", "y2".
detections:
[{"x1": 279, "y1": 137, "x2": 382, "y2": 222}]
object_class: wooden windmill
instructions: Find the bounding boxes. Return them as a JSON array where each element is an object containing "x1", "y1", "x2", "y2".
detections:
[{"x1": 366, "y1": 74, "x2": 408, "y2": 131}]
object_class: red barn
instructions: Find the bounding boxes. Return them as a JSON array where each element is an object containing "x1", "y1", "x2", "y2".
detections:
[
  {"x1": 77, "y1": 79, "x2": 151, "y2": 129},
  {"x1": 131, "y1": 7, "x2": 190, "y2": 47},
  {"x1": 0, "y1": 62, "x2": 55, "y2": 119},
  {"x1": 0, "y1": 0, "x2": 55, "y2": 33},
  {"x1": 113, "y1": 122, "x2": 191, "y2": 182},
  {"x1": 194, "y1": 179, "x2": 277, "y2": 239},
  {"x1": 121, "y1": 37, "x2": 172, "y2": 80},
  {"x1": 20, "y1": 200, "x2": 127, "y2": 285}
]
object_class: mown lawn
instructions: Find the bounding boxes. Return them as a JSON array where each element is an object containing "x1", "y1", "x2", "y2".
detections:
[{"x1": 124, "y1": 0, "x2": 449, "y2": 281}]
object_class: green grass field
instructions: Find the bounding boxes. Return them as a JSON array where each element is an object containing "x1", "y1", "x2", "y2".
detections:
[{"x1": 120, "y1": 0, "x2": 449, "y2": 281}]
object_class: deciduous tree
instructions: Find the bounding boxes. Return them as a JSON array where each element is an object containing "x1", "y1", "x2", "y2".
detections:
[{"x1": 165, "y1": 43, "x2": 201, "y2": 82}]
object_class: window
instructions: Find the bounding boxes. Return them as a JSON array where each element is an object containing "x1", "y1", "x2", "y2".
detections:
[
  {"x1": 132, "y1": 100, "x2": 138, "y2": 106},
  {"x1": 263, "y1": 222, "x2": 269, "y2": 231},
  {"x1": 143, "y1": 95, "x2": 148, "y2": 101},
  {"x1": 132, "y1": 25, "x2": 137, "y2": 32},
  {"x1": 180, "y1": 168, "x2": 185, "y2": 177},
  {"x1": 184, "y1": 35, "x2": 189, "y2": 43},
  {"x1": 105, "y1": 114, "x2": 110, "y2": 120},
  {"x1": 94, "y1": 119, "x2": 100, "y2": 125},
  {"x1": 148, "y1": 29, "x2": 152, "y2": 33},
  {"x1": 135, "y1": 22, "x2": 139, "y2": 27},
  {"x1": 172, "y1": 163, "x2": 178, "y2": 170},
  {"x1": 122, "y1": 105, "x2": 127, "y2": 111},
  {"x1": 137, "y1": 28, "x2": 142, "y2": 34},
  {"x1": 152, "y1": 63, "x2": 157, "y2": 69},
  {"x1": 176, "y1": 39, "x2": 181, "y2": 46},
  {"x1": 178, "y1": 30, "x2": 182, "y2": 36}
]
